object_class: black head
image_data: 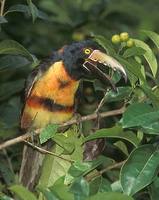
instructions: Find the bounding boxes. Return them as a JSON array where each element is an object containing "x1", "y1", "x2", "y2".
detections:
[
  {"x1": 62, "y1": 40, "x2": 99, "y2": 79},
  {"x1": 62, "y1": 40, "x2": 127, "y2": 88}
]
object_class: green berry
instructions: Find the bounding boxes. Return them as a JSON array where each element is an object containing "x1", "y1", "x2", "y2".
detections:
[
  {"x1": 111, "y1": 34, "x2": 121, "y2": 44},
  {"x1": 120, "y1": 32, "x2": 129, "y2": 42},
  {"x1": 126, "y1": 39, "x2": 134, "y2": 47},
  {"x1": 72, "y1": 32, "x2": 85, "y2": 41}
]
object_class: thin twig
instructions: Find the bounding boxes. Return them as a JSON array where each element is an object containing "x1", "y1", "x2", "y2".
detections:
[
  {"x1": 95, "y1": 91, "x2": 108, "y2": 113},
  {"x1": 0, "y1": 106, "x2": 126, "y2": 150},
  {"x1": 0, "y1": 0, "x2": 6, "y2": 16},
  {"x1": 24, "y1": 140, "x2": 74, "y2": 163},
  {"x1": 2, "y1": 149, "x2": 14, "y2": 174},
  {"x1": 86, "y1": 160, "x2": 126, "y2": 182}
]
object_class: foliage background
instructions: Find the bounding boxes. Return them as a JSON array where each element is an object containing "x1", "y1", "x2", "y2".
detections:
[{"x1": 1, "y1": 0, "x2": 159, "y2": 200}]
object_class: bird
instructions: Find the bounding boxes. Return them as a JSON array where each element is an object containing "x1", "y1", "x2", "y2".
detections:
[{"x1": 19, "y1": 40, "x2": 127, "y2": 190}]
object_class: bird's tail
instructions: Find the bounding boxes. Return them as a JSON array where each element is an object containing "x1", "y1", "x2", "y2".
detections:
[{"x1": 19, "y1": 144, "x2": 45, "y2": 191}]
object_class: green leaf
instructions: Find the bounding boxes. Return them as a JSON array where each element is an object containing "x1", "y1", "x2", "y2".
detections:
[
  {"x1": 0, "y1": 162, "x2": 15, "y2": 185},
  {"x1": 0, "y1": 79, "x2": 25, "y2": 101},
  {"x1": 141, "y1": 30, "x2": 159, "y2": 49},
  {"x1": 40, "y1": 124, "x2": 58, "y2": 144},
  {"x1": 9, "y1": 185, "x2": 37, "y2": 200},
  {"x1": 122, "y1": 103, "x2": 159, "y2": 129},
  {"x1": 53, "y1": 134, "x2": 75, "y2": 154},
  {"x1": 84, "y1": 125, "x2": 140, "y2": 147},
  {"x1": 150, "y1": 177, "x2": 159, "y2": 200},
  {"x1": 38, "y1": 187, "x2": 60, "y2": 200},
  {"x1": 7, "y1": 4, "x2": 30, "y2": 15},
  {"x1": 0, "y1": 16, "x2": 8, "y2": 24},
  {"x1": 40, "y1": 0, "x2": 72, "y2": 25},
  {"x1": 0, "y1": 195, "x2": 14, "y2": 200},
  {"x1": 0, "y1": 55, "x2": 31, "y2": 71},
  {"x1": 120, "y1": 144, "x2": 159, "y2": 196},
  {"x1": 111, "y1": 181, "x2": 123, "y2": 193},
  {"x1": 0, "y1": 40, "x2": 35, "y2": 62},
  {"x1": 115, "y1": 55, "x2": 145, "y2": 83},
  {"x1": 27, "y1": 0, "x2": 38, "y2": 22},
  {"x1": 38, "y1": 145, "x2": 71, "y2": 187},
  {"x1": 69, "y1": 177, "x2": 89, "y2": 197},
  {"x1": 68, "y1": 156, "x2": 112, "y2": 178},
  {"x1": 140, "y1": 84, "x2": 159, "y2": 108},
  {"x1": 142, "y1": 122, "x2": 159, "y2": 134},
  {"x1": 114, "y1": 141, "x2": 129, "y2": 156},
  {"x1": 105, "y1": 87, "x2": 132, "y2": 102},
  {"x1": 52, "y1": 127, "x2": 83, "y2": 161},
  {"x1": 93, "y1": 35, "x2": 116, "y2": 55},
  {"x1": 89, "y1": 177, "x2": 112, "y2": 196},
  {"x1": 7, "y1": 4, "x2": 49, "y2": 20},
  {"x1": 49, "y1": 177, "x2": 74, "y2": 200},
  {"x1": 123, "y1": 47, "x2": 146, "y2": 58},
  {"x1": 134, "y1": 39, "x2": 158, "y2": 77},
  {"x1": 0, "y1": 97, "x2": 21, "y2": 137},
  {"x1": 87, "y1": 192, "x2": 134, "y2": 200}
]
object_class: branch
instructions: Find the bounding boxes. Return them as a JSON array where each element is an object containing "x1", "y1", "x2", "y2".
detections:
[
  {"x1": 24, "y1": 140, "x2": 74, "y2": 163},
  {"x1": 0, "y1": 106, "x2": 125, "y2": 150},
  {"x1": 0, "y1": 0, "x2": 6, "y2": 16},
  {"x1": 86, "y1": 160, "x2": 126, "y2": 182}
]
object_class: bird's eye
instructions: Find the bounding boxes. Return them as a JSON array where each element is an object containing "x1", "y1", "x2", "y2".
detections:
[{"x1": 84, "y1": 48, "x2": 91, "y2": 55}]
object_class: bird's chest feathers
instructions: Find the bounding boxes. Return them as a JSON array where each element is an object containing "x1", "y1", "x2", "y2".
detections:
[{"x1": 32, "y1": 61, "x2": 79, "y2": 106}]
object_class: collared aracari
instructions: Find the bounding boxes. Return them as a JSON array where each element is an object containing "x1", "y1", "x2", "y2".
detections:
[{"x1": 19, "y1": 40, "x2": 126, "y2": 190}]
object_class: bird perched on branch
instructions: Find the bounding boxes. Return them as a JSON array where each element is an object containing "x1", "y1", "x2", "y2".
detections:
[{"x1": 19, "y1": 40, "x2": 127, "y2": 190}]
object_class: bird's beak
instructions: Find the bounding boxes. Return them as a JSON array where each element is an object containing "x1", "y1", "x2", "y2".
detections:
[{"x1": 83, "y1": 50, "x2": 127, "y2": 91}]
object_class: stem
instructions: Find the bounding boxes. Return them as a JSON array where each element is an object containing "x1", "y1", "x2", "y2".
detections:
[{"x1": 0, "y1": 106, "x2": 126, "y2": 150}]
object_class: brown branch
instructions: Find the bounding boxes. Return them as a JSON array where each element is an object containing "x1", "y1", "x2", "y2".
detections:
[
  {"x1": 86, "y1": 160, "x2": 126, "y2": 182},
  {"x1": 0, "y1": 0, "x2": 6, "y2": 16},
  {"x1": 0, "y1": 106, "x2": 126, "y2": 151},
  {"x1": 24, "y1": 140, "x2": 74, "y2": 163}
]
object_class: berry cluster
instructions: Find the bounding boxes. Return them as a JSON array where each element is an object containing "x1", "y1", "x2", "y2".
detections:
[{"x1": 111, "y1": 32, "x2": 134, "y2": 47}]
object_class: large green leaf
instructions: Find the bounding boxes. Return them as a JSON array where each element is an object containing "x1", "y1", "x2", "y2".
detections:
[
  {"x1": 0, "y1": 40, "x2": 35, "y2": 62},
  {"x1": 134, "y1": 39, "x2": 158, "y2": 77},
  {"x1": 122, "y1": 103, "x2": 159, "y2": 129},
  {"x1": 38, "y1": 144, "x2": 71, "y2": 188},
  {"x1": 0, "y1": 79, "x2": 25, "y2": 101},
  {"x1": 89, "y1": 177, "x2": 112, "y2": 196},
  {"x1": 69, "y1": 177, "x2": 89, "y2": 198},
  {"x1": 84, "y1": 125, "x2": 140, "y2": 147},
  {"x1": 38, "y1": 187, "x2": 60, "y2": 200},
  {"x1": 93, "y1": 35, "x2": 116, "y2": 55},
  {"x1": 150, "y1": 178, "x2": 159, "y2": 200},
  {"x1": 9, "y1": 185, "x2": 37, "y2": 200},
  {"x1": 123, "y1": 47, "x2": 146, "y2": 58},
  {"x1": 115, "y1": 55, "x2": 145, "y2": 84},
  {"x1": 140, "y1": 84, "x2": 159, "y2": 108},
  {"x1": 49, "y1": 177, "x2": 74, "y2": 200},
  {"x1": 120, "y1": 144, "x2": 159, "y2": 196},
  {"x1": 0, "y1": 55, "x2": 31, "y2": 71},
  {"x1": 87, "y1": 192, "x2": 134, "y2": 200},
  {"x1": 0, "y1": 195, "x2": 14, "y2": 200},
  {"x1": 7, "y1": 4, "x2": 49, "y2": 20},
  {"x1": 141, "y1": 30, "x2": 159, "y2": 49}
]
